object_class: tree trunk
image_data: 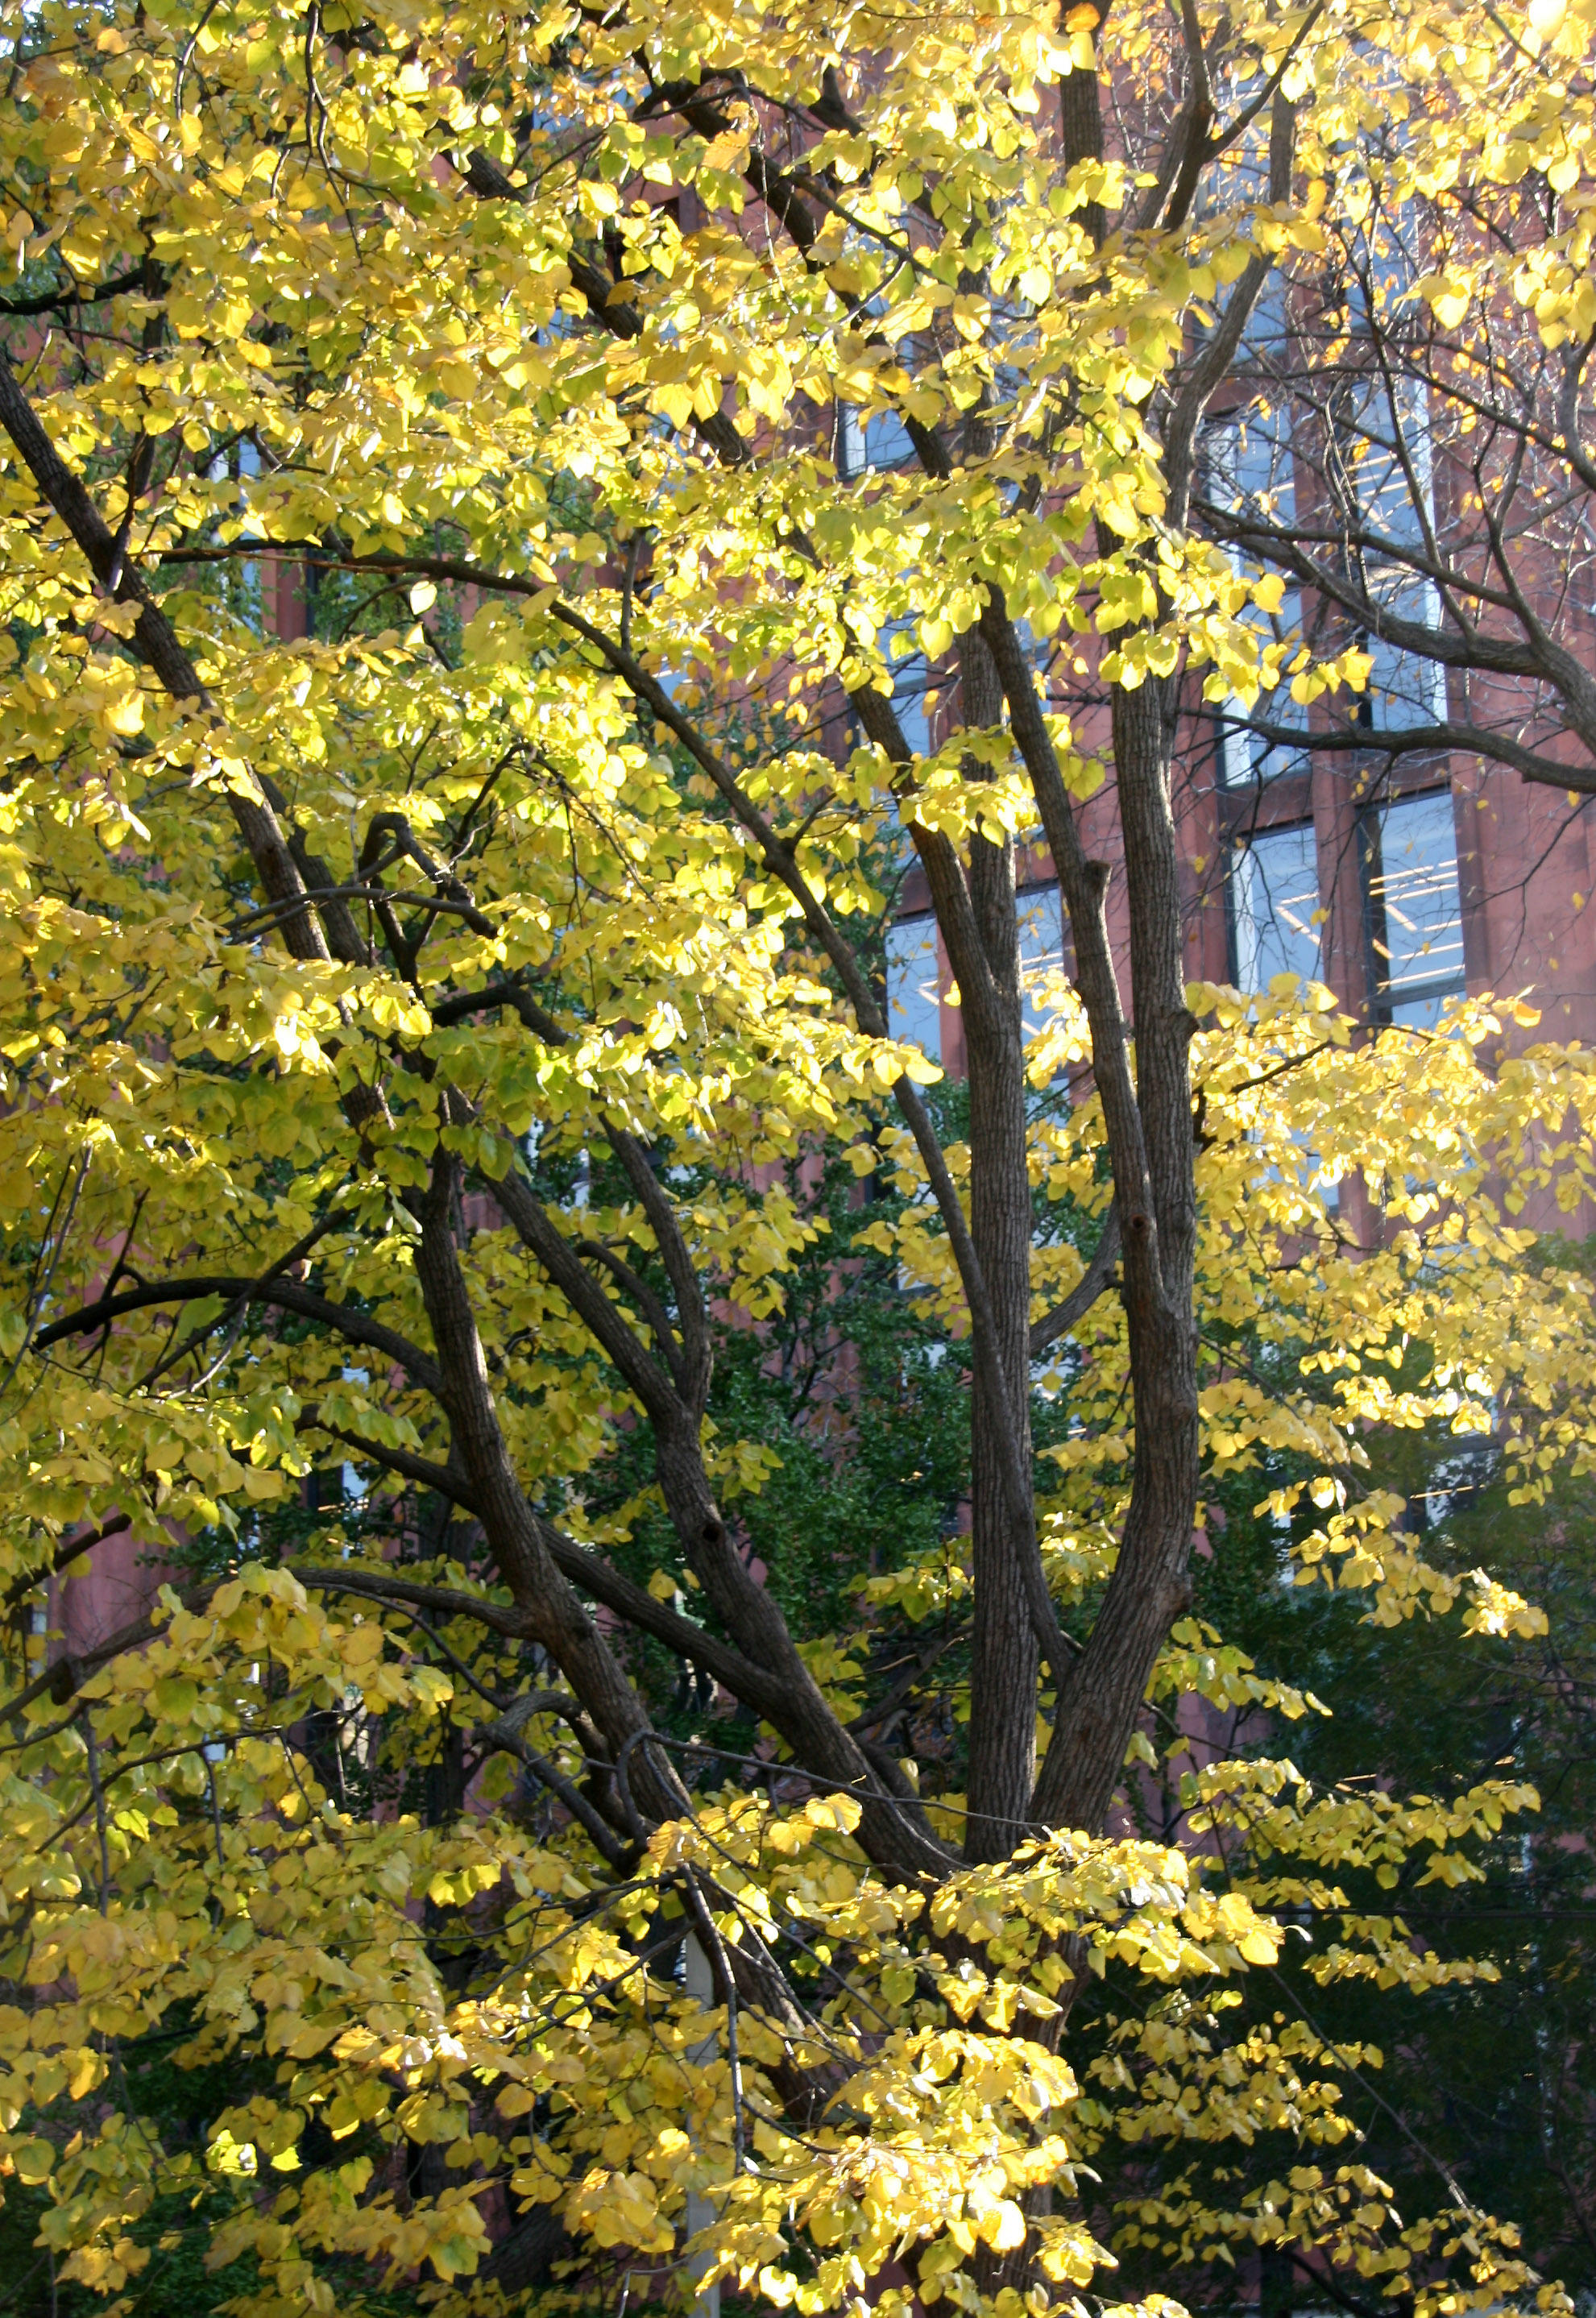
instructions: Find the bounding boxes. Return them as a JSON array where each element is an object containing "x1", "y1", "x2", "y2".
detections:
[
  {"x1": 1031, "y1": 674, "x2": 1200, "y2": 1831},
  {"x1": 961, "y1": 631, "x2": 1043, "y2": 1860}
]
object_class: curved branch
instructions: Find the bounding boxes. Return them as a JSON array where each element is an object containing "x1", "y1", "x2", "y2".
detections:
[
  {"x1": 2, "y1": 1514, "x2": 132, "y2": 1613},
  {"x1": 141, "y1": 1209, "x2": 350, "y2": 1389},
  {"x1": 33, "y1": 1274, "x2": 447, "y2": 1400},
  {"x1": 1, "y1": 1582, "x2": 218, "y2": 1723},
  {"x1": 578, "y1": 1237, "x2": 691, "y2": 1396},
  {"x1": 0, "y1": 264, "x2": 147, "y2": 318},
  {"x1": 1030, "y1": 1206, "x2": 1122, "y2": 1360},
  {"x1": 297, "y1": 1408, "x2": 475, "y2": 1507},
  {"x1": 601, "y1": 1126, "x2": 711, "y2": 1415},
  {"x1": 527, "y1": 1516, "x2": 792, "y2": 1721},
  {"x1": 1234, "y1": 711, "x2": 1596, "y2": 795},
  {"x1": 492, "y1": 1168, "x2": 681, "y2": 1419},
  {"x1": 473, "y1": 1705, "x2": 637, "y2": 1868},
  {"x1": 288, "y1": 1563, "x2": 535, "y2": 1640},
  {"x1": 296, "y1": 1403, "x2": 820, "y2": 1727},
  {"x1": 1199, "y1": 493, "x2": 1596, "y2": 762},
  {"x1": 426, "y1": 980, "x2": 568, "y2": 1041},
  {"x1": 1163, "y1": 93, "x2": 1295, "y2": 530}
]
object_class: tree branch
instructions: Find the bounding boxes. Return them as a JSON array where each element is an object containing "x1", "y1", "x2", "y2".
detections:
[
  {"x1": 0, "y1": 350, "x2": 369, "y2": 968},
  {"x1": 1233, "y1": 712, "x2": 1596, "y2": 794},
  {"x1": 0, "y1": 265, "x2": 148, "y2": 318},
  {"x1": 288, "y1": 1563, "x2": 535, "y2": 1640},
  {"x1": 473, "y1": 1699, "x2": 638, "y2": 1868},
  {"x1": 33, "y1": 1274, "x2": 448, "y2": 1400},
  {"x1": 2, "y1": 1514, "x2": 134, "y2": 1613},
  {"x1": 1030, "y1": 1206, "x2": 1122, "y2": 1359}
]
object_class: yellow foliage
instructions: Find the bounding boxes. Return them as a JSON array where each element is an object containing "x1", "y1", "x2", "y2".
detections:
[{"x1": 0, "y1": 0, "x2": 1586, "y2": 2313}]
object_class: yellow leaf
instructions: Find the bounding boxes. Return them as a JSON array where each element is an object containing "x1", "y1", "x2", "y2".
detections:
[{"x1": 101, "y1": 689, "x2": 145, "y2": 736}]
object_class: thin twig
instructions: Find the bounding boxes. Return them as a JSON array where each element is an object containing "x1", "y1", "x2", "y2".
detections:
[{"x1": 684, "y1": 1869, "x2": 749, "y2": 2175}]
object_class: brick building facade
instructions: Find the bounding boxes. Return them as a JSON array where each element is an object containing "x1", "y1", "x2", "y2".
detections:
[
  {"x1": 892, "y1": 740, "x2": 1596, "y2": 1069},
  {"x1": 887, "y1": 613, "x2": 1596, "y2": 1069}
]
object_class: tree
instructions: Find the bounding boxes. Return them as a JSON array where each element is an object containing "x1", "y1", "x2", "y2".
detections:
[
  {"x1": 1, "y1": 1, "x2": 1594, "y2": 2313},
  {"x1": 1192, "y1": 16, "x2": 1596, "y2": 806},
  {"x1": 1200, "y1": 1449, "x2": 1596, "y2": 2308}
]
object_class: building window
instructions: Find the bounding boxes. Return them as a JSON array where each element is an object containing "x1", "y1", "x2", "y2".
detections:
[
  {"x1": 209, "y1": 439, "x2": 264, "y2": 633},
  {"x1": 1358, "y1": 578, "x2": 1449, "y2": 731},
  {"x1": 1360, "y1": 789, "x2": 1466, "y2": 1025},
  {"x1": 883, "y1": 616, "x2": 934, "y2": 756},
  {"x1": 1207, "y1": 404, "x2": 1308, "y2": 788},
  {"x1": 1018, "y1": 883, "x2": 1066, "y2": 1043},
  {"x1": 1331, "y1": 373, "x2": 1448, "y2": 733},
  {"x1": 886, "y1": 913, "x2": 942, "y2": 1058},
  {"x1": 840, "y1": 405, "x2": 914, "y2": 475},
  {"x1": 839, "y1": 399, "x2": 931, "y2": 748},
  {"x1": 1229, "y1": 821, "x2": 1324, "y2": 993}
]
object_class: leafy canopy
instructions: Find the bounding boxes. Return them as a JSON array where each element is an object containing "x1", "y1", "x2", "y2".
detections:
[{"x1": 2, "y1": 0, "x2": 1594, "y2": 2316}]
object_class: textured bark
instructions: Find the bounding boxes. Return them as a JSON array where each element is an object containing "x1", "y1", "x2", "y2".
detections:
[
  {"x1": 492, "y1": 1163, "x2": 949, "y2": 1878},
  {"x1": 1057, "y1": 31, "x2": 1108, "y2": 244},
  {"x1": 649, "y1": 1407, "x2": 950, "y2": 1878},
  {"x1": 409, "y1": 1152, "x2": 683, "y2": 1827},
  {"x1": 975, "y1": 603, "x2": 1201, "y2": 1838},
  {"x1": 959, "y1": 632, "x2": 1043, "y2": 1860},
  {"x1": 1031, "y1": 675, "x2": 1199, "y2": 1832}
]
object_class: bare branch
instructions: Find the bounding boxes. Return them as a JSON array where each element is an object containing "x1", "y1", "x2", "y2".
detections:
[{"x1": 1234, "y1": 713, "x2": 1596, "y2": 794}]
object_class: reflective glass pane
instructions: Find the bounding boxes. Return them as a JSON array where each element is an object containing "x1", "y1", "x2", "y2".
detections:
[
  {"x1": 1349, "y1": 211, "x2": 1420, "y2": 334},
  {"x1": 841, "y1": 407, "x2": 913, "y2": 474},
  {"x1": 886, "y1": 914, "x2": 942, "y2": 1057},
  {"x1": 1333, "y1": 373, "x2": 1446, "y2": 730},
  {"x1": 1362, "y1": 790, "x2": 1465, "y2": 1019},
  {"x1": 1017, "y1": 884, "x2": 1065, "y2": 1042},
  {"x1": 1230, "y1": 822, "x2": 1323, "y2": 991},
  {"x1": 1337, "y1": 374, "x2": 1432, "y2": 552},
  {"x1": 1207, "y1": 408, "x2": 1307, "y2": 785},
  {"x1": 883, "y1": 617, "x2": 932, "y2": 755},
  {"x1": 1361, "y1": 570, "x2": 1447, "y2": 731}
]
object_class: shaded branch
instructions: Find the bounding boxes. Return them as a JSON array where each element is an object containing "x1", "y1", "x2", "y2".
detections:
[
  {"x1": 2, "y1": 1515, "x2": 133, "y2": 1614},
  {"x1": 472, "y1": 1696, "x2": 639, "y2": 1868},
  {"x1": 0, "y1": 265, "x2": 149, "y2": 318},
  {"x1": 1030, "y1": 1206, "x2": 1122, "y2": 1360},
  {"x1": 288, "y1": 1563, "x2": 536, "y2": 1640},
  {"x1": 425, "y1": 980, "x2": 568, "y2": 1041},
  {"x1": 577, "y1": 1237, "x2": 692, "y2": 1397},
  {"x1": 33, "y1": 1273, "x2": 447, "y2": 1400},
  {"x1": 0, "y1": 350, "x2": 368, "y2": 969}
]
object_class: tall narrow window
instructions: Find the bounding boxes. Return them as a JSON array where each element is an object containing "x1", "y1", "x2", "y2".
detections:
[
  {"x1": 882, "y1": 616, "x2": 934, "y2": 756},
  {"x1": 886, "y1": 914, "x2": 942, "y2": 1058},
  {"x1": 1207, "y1": 404, "x2": 1308, "y2": 787},
  {"x1": 1361, "y1": 790, "x2": 1465, "y2": 1024},
  {"x1": 1324, "y1": 194, "x2": 1454, "y2": 741},
  {"x1": 840, "y1": 397, "x2": 929, "y2": 746},
  {"x1": 1229, "y1": 822, "x2": 1324, "y2": 992},
  {"x1": 210, "y1": 440, "x2": 263, "y2": 632},
  {"x1": 1017, "y1": 883, "x2": 1066, "y2": 1043},
  {"x1": 1332, "y1": 313, "x2": 1447, "y2": 732}
]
